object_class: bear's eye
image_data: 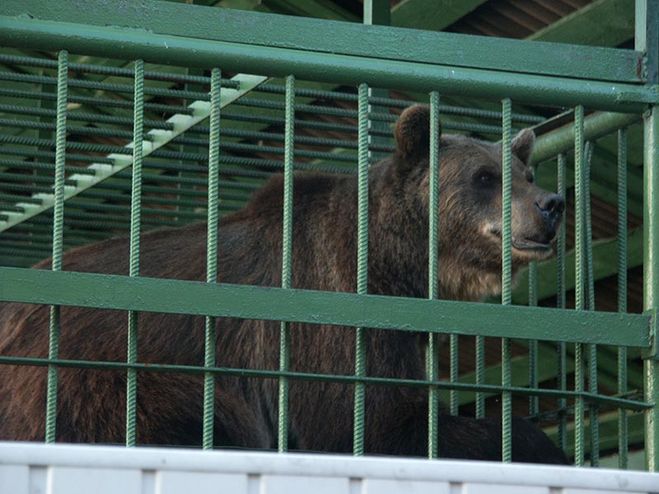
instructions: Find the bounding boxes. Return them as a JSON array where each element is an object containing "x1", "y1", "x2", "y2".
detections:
[
  {"x1": 526, "y1": 170, "x2": 534, "y2": 183},
  {"x1": 475, "y1": 170, "x2": 497, "y2": 187}
]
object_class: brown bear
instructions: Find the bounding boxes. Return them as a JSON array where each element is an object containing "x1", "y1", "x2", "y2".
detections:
[{"x1": 0, "y1": 105, "x2": 567, "y2": 463}]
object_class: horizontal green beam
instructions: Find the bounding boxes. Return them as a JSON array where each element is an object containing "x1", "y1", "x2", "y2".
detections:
[
  {"x1": 0, "y1": 0, "x2": 644, "y2": 84},
  {"x1": 0, "y1": 267, "x2": 650, "y2": 347},
  {"x1": 513, "y1": 228, "x2": 643, "y2": 305},
  {"x1": 533, "y1": 111, "x2": 641, "y2": 164},
  {"x1": 0, "y1": 18, "x2": 654, "y2": 113}
]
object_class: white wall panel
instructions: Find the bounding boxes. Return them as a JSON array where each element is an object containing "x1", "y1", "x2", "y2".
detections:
[{"x1": 0, "y1": 443, "x2": 657, "y2": 494}]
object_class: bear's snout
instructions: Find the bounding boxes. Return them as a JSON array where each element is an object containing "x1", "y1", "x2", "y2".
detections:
[{"x1": 535, "y1": 193, "x2": 565, "y2": 240}]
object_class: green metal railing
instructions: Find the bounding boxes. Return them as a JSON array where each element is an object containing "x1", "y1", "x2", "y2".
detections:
[{"x1": 0, "y1": 0, "x2": 657, "y2": 472}]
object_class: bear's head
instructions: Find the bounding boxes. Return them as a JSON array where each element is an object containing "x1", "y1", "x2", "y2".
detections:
[{"x1": 393, "y1": 105, "x2": 564, "y2": 299}]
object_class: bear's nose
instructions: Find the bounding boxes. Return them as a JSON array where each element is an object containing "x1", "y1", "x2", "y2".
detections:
[{"x1": 535, "y1": 193, "x2": 565, "y2": 237}]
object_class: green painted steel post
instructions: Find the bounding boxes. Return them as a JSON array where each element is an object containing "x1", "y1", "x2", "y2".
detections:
[
  {"x1": 203, "y1": 68, "x2": 222, "y2": 450},
  {"x1": 501, "y1": 98, "x2": 513, "y2": 463},
  {"x1": 556, "y1": 153, "x2": 568, "y2": 452},
  {"x1": 617, "y1": 128, "x2": 629, "y2": 469},
  {"x1": 126, "y1": 59, "x2": 144, "y2": 447},
  {"x1": 353, "y1": 82, "x2": 369, "y2": 456},
  {"x1": 278, "y1": 75, "x2": 295, "y2": 453},
  {"x1": 638, "y1": 0, "x2": 659, "y2": 473},
  {"x1": 44, "y1": 50, "x2": 68, "y2": 444},
  {"x1": 574, "y1": 105, "x2": 585, "y2": 467},
  {"x1": 427, "y1": 91, "x2": 440, "y2": 459},
  {"x1": 644, "y1": 106, "x2": 659, "y2": 471}
]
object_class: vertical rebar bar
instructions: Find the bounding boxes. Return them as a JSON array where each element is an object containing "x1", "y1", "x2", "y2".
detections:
[
  {"x1": 574, "y1": 105, "x2": 585, "y2": 467},
  {"x1": 556, "y1": 153, "x2": 568, "y2": 453},
  {"x1": 44, "y1": 49, "x2": 68, "y2": 444},
  {"x1": 449, "y1": 335, "x2": 459, "y2": 416},
  {"x1": 617, "y1": 128, "x2": 629, "y2": 469},
  {"x1": 125, "y1": 59, "x2": 144, "y2": 447},
  {"x1": 203, "y1": 68, "x2": 222, "y2": 450},
  {"x1": 528, "y1": 167, "x2": 539, "y2": 416},
  {"x1": 427, "y1": 91, "x2": 440, "y2": 459},
  {"x1": 278, "y1": 75, "x2": 295, "y2": 453},
  {"x1": 475, "y1": 336, "x2": 485, "y2": 418},
  {"x1": 353, "y1": 82, "x2": 369, "y2": 456},
  {"x1": 501, "y1": 97, "x2": 513, "y2": 463},
  {"x1": 584, "y1": 141, "x2": 599, "y2": 466}
]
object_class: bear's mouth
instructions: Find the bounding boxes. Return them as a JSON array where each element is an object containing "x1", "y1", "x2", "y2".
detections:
[
  {"x1": 488, "y1": 226, "x2": 552, "y2": 252},
  {"x1": 511, "y1": 238, "x2": 552, "y2": 252}
]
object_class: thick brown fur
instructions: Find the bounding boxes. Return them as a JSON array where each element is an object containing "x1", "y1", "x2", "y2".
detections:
[{"x1": 0, "y1": 106, "x2": 567, "y2": 463}]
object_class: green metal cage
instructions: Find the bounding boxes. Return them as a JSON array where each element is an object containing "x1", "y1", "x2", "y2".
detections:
[{"x1": 0, "y1": 0, "x2": 657, "y2": 471}]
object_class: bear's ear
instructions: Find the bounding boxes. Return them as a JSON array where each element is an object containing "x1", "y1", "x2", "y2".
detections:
[
  {"x1": 395, "y1": 105, "x2": 438, "y2": 161},
  {"x1": 511, "y1": 128, "x2": 535, "y2": 165}
]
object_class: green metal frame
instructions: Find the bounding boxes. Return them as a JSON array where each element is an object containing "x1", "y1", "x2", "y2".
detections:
[
  {"x1": 0, "y1": 0, "x2": 658, "y2": 471},
  {"x1": 0, "y1": 1, "x2": 656, "y2": 111},
  {"x1": 0, "y1": 268, "x2": 650, "y2": 347}
]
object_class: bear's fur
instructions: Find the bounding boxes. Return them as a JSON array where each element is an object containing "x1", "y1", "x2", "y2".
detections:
[{"x1": 0, "y1": 106, "x2": 567, "y2": 463}]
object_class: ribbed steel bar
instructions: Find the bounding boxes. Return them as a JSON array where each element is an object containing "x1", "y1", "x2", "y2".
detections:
[
  {"x1": 574, "y1": 105, "x2": 586, "y2": 467},
  {"x1": 257, "y1": 83, "x2": 543, "y2": 123},
  {"x1": 528, "y1": 161, "x2": 539, "y2": 416},
  {"x1": 475, "y1": 336, "x2": 485, "y2": 419},
  {"x1": 278, "y1": 75, "x2": 295, "y2": 453},
  {"x1": 584, "y1": 141, "x2": 599, "y2": 466},
  {"x1": 219, "y1": 109, "x2": 500, "y2": 138},
  {"x1": 556, "y1": 153, "x2": 568, "y2": 453},
  {"x1": 0, "y1": 87, "x2": 193, "y2": 114},
  {"x1": 220, "y1": 98, "x2": 510, "y2": 136},
  {"x1": 427, "y1": 91, "x2": 440, "y2": 459},
  {"x1": 0, "y1": 136, "x2": 347, "y2": 174},
  {"x1": 202, "y1": 68, "x2": 222, "y2": 451},
  {"x1": 0, "y1": 353, "x2": 651, "y2": 410},
  {"x1": 0, "y1": 71, "x2": 211, "y2": 100},
  {"x1": 44, "y1": 50, "x2": 68, "y2": 444},
  {"x1": 0, "y1": 118, "x2": 149, "y2": 140},
  {"x1": 0, "y1": 52, "x2": 240, "y2": 87},
  {"x1": 0, "y1": 199, "x2": 207, "y2": 220},
  {"x1": 0, "y1": 103, "x2": 174, "y2": 129},
  {"x1": 353, "y1": 83, "x2": 369, "y2": 456},
  {"x1": 125, "y1": 60, "x2": 144, "y2": 448},
  {"x1": 501, "y1": 98, "x2": 513, "y2": 463},
  {"x1": 617, "y1": 128, "x2": 629, "y2": 469},
  {"x1": 449, "y1": 336, "x2": 459, "y2": 416}
]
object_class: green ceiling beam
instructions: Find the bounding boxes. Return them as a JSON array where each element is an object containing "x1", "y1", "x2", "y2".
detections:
[
  {"x1": 439, "y1": 344, "x2": 575, "y2": 407},
  {"x1": 391, "y1": 0, "x2": 487, "y2": 31},
  {"x1": 262, "y1": 0, "x2": 358, "y2": 21},
  {"x1": 529, "y1": 0, "x2": 635, "y2": 47},
  {"x1": 546, "y1": 409, "x2": 645, "y2": 458}
]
